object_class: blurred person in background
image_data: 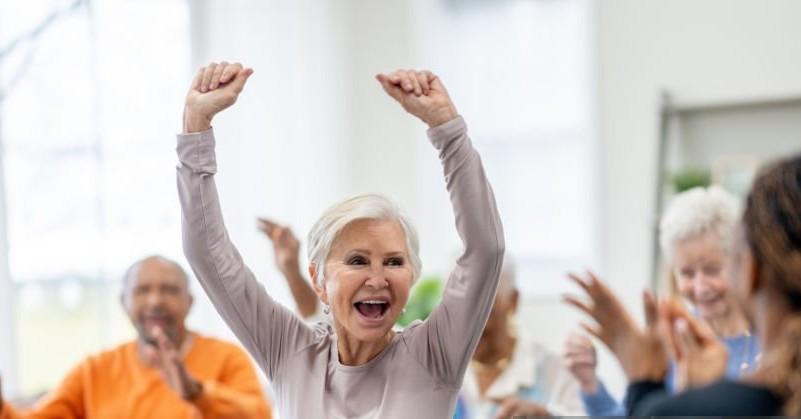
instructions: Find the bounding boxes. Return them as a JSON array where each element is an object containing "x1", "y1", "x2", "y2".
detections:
[
  {"x1": 257, "y1": 218, "x2": 320, "y2": 320},
  {"x1": 457, "y1": 257, "x2": 584, "y2": 418},
  {"x1": 564, "y1": 153, "x2": 801, "y2": 415},
  {"x1": 562, "y1": 186, "x2": 758, "y2": 416},
  {"x1": 0, "y1": 255, "x2": 271, "y2": 419}
]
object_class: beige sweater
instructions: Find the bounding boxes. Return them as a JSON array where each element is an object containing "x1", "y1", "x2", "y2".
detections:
[{"x1": 176, "y1": 116, "x2": 504, "y2": 419}]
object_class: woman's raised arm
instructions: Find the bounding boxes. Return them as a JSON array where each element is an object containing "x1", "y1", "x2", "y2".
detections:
[
  {"x1": 377, "y1": 69, "x2": 506, "y2": 387},
  {"x1": 177, "y1": 62, "x2": 315, "y2": 379}
]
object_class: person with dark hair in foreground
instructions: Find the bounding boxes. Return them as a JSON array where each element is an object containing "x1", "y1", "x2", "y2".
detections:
[
  {"x1": 565, "y1": 153, "x2": 801, "y2": 415},
  {"x1": 177, "y1": 62, "x2": 504, "y2": 418},
  {"x1": 0, "y1": 255, "x2": 271, "y2": 419}
]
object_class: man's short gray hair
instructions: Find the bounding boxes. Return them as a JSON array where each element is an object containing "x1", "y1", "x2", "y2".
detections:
[
  {"x1": 306, "y1": 193, "x2": 422, "y2": 286},
  {"x1": 659, "y1": 186, "x2": 741, "y2": 262}
]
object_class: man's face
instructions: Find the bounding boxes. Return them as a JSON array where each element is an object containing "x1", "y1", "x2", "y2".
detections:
[{"x1": 121, "y1": 258, "x2": 192, "y2": 344}]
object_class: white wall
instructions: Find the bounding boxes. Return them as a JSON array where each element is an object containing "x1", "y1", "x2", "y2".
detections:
[
  {"x1": 0, "y1": 123, "x2": 18, "y2": 395},
  {"x1": 595, "y1": 0, "x2": 801, "y2": 395}
]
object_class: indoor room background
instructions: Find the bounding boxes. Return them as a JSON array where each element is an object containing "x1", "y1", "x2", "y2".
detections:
[{"x1": 2, "y1": 0, "x2": 801, "y2": 406}]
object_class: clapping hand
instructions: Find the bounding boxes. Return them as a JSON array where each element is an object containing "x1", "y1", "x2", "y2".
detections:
[
  {"x1": 659, "y1": 298, "x2": 729, "y2": 390},
  {"x1": 142, "y1": 327, "x2": 202, "y2": 401},
  {"x1": 563, "y1": 271, "x2": 669, "y2": 382}
]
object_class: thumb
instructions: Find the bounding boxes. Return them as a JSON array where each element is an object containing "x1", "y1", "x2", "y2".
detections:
[
  {"x1": 643, "y1": 290, "x2": 657, "y2": 327},
  {"x1": 684, "y1": 312, "x2": 719, "y2": 345},
  {"x1": 376, "y1": 74, "x2": 405, "y2": 103},
  {"x1": 229, "y1": 68, "x2": 253, "y2": 93},
  {"x1": 674, "y1": 318, "x2": 699, "y2": 356}
]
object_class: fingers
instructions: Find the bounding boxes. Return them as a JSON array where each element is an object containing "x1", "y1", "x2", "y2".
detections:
[
  {"x1": 674, "y1": 318, "x2": 699, "y2": 358},
  {"x1": 228, "y1": 67, "x2": 253, "y2": 94},
  {"x1": 152, "y1": 326, "x2": 177, "y2": 357},
  {"x1": 579, "y1": 322, "x2": 603, "y2": 341},
  {"x1": 257, "y1": 218, "x2": 277, "y2": 236},
  {"x1": 562, "y1": 294, "x2": 593, "y2": 318},
  {"x1": 220, "y1": 62, "x2": 243, "y2": 84},
  {"x1": 643, "y1": 290, "x2": 658, "y2": 327},
  {"x1": 682, "y1": 309, "x2": 719, "y2": 344},
  {"x1": 200, "y1": 63, "x2": 217, "y2": 93},
  {"x1": 377, "y1": 69, "x2": 435, "y2": 97},
  {"x1": 405, "y1": 70, "x2": 423, "y2": 96},
  {"x1": 658, "y1": 300, "x2": 681, "y2": 360},
  {"x1": 415, "y1": 70, "x2": 431, "y2": 95},
  {"x1": 190, "y1": 67, "x2": 204, "y2": 92},
  {"x1": 566, "y1": 272, "x2": 593, "y2": 295},
  {"x1": 564, "y1": 332, "x2": 596, "y2": 356},
  {"x1": 376, "y1": 73, "x2": 405, "y2": 102},
  {"x1": 209, "y1": 61, "x2": 228, "y2": 90}
]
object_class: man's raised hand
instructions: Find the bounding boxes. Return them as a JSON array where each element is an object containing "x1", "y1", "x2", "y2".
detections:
[
  {"x1": 183, "y1": 61, "x2": 253, "y2": 133},
  {"x1": 376, "y1": 69, "x2": 458, "y2": 128}
]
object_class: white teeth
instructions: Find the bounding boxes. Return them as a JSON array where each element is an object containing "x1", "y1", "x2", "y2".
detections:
[{"x1": 361, "y1": 300, "x2": 387, "y2": 305}]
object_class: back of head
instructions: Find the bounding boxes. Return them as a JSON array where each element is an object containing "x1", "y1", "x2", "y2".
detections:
[
  {"x1": 306, "y1": 193, "x2": 422, "y2": 285},
  {"x1": 742, "y1": 154, "x2": 801, "y2": 414}
]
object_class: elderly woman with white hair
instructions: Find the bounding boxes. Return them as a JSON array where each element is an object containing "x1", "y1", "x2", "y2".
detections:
[
  {"x1": 563, "y1": 185, "x2": 759, "y2": 416},
  {"x1": 175, "y1": 62, "x2": 504, "y2": 419}
]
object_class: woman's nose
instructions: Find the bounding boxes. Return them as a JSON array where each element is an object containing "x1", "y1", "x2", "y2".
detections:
[{"x1": 365, "y1": 266, "x2": 388, "y2": 288}]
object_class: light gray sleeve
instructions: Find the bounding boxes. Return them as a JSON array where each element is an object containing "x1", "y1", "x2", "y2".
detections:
[
  {"x1": 175, "y1": 128, "x2": 316, "y2": 380},
  {"x1": 403, "y1": 116, "x2": 505, "y2": 387}
]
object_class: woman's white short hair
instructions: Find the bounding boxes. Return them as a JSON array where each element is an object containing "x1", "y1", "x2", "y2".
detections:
[
  {"x1": 306, "y1": 193, "x2": 422, "y2": 286},
  {"x1": 659, "y1": 186, "x2": 741, "y2": 262}
]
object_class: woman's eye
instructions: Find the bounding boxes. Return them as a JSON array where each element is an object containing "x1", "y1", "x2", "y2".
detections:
[
  {"x1": 385, "y1": 257, "x2": 404, "y2": 266},
  {"x1": 347, "y1": 256, "x2": 367, "y2": 265}
]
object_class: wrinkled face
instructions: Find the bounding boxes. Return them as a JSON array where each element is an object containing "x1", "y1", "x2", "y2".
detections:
[
  {"x1": 121, "y1": 259, "x2": 192, "y2": 344},
  {"x1": 672, "y1": 231, "x2": 732, "y2": 319},
  {"x1": 316, "y1": 219, "x2": 413, "y2": 343}
]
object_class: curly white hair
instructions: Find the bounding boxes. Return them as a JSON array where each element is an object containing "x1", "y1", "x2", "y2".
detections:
[{"x1": 659, "y1": 186, "x2": 741, "y2": 262}]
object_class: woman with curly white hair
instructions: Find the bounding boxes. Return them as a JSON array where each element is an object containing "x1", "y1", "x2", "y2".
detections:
[
  {"x1": 564, "y1": 186, "x2": 759, "y2": 416},
  {"x1": 175, "y1": 62, "x2": 504, "y2": 419}
]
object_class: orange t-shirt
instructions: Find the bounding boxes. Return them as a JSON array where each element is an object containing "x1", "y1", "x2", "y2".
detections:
[{"x1": 1, "y1": 333, "x2": 272, "y2": 419}]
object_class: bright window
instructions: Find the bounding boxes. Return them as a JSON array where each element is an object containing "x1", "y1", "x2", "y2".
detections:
[
  {"x1": 411, "y1": 0, "x2": 598, "y2": 296},
  {"x1": 0, "y1": 0, "x2": 189, "y2": 394}
]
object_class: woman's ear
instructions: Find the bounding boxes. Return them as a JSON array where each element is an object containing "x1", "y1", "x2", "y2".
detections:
[{"x1": 309, "y1": 263, "x2": 329, "y2": 305}]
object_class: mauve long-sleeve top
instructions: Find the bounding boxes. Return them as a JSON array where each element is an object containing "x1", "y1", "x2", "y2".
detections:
[{"x1": 176, "y1": 116, "x2": 504, "y2": 419}]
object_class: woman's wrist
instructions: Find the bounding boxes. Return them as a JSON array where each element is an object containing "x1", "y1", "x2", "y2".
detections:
[
  {"x1": 425, "y1": 106, "x2": 458, "y2": 128},
  {"x1": 183, "y1": 109, "x2": 212, "y2": 133}
]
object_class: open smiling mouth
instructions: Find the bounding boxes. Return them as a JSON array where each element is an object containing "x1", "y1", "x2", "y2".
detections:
[{"x1": 353, "y1": 300, "x2": 390, "y2": 320}]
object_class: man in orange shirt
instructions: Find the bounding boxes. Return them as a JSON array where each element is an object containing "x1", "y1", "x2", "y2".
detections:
[{"x1": 0, "y1": 255, "x2": 272, "y2": 419}]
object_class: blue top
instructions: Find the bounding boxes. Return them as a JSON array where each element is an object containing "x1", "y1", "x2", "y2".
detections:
[{"x1": 581, "y1": 333, "x2": 760, "y2": 417}]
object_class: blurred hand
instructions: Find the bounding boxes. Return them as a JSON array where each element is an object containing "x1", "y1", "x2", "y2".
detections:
[
  {"x1": 376, "y1": 69, "x2": 458, "y2": 128},
  {"x1": 183, "y1": 61, "x2": 254, "y2": 133},
  {"x1": 563, "y1": 271, "x2": 668, "y2": 382},
  {"x1": 257, "y1": 218, "x2": 301, "y2": 276},
  {"x1": 659, "y1": 299, "x2": 729, "y2": 391},
  {"x1": 142, "y1": 327, "x2": 202, "y2": 401},
  {"x1": 492, "y1": 396, "x2": 550, "y2": 418},
  {"x1": 563, "y1": 331, "x2": 600, "y2": 393}
]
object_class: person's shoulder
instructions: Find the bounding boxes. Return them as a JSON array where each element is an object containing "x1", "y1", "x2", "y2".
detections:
[
  {"x1": 645, "y1": 380, "x2": 783, "y2": 416},
  {"x1": 76, "y1": 340, "x2": 137, "y2": 374},
  {"x1": 191, "y1": 333, "x2": 249, "y2": 356}
]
